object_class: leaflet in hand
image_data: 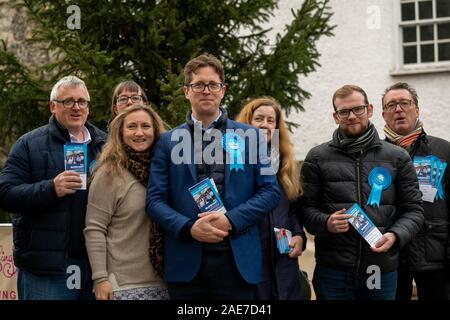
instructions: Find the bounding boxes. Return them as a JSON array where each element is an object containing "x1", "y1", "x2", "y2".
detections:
[
  {"x1": 274, "y1": 227, "x2": 292, "y2": 254},
  {"x1": 413, "y1": 155, "x2": 447, "y2": 202},
  {"x1": 64, "y1": 143, "x2": 87, "y2": 190},
  {"x1": 346, "y1": 203, "x2": 382, "y2": 248},
  {"x1": 189, "y1": 178, "x2": 226, "y2": 214}
]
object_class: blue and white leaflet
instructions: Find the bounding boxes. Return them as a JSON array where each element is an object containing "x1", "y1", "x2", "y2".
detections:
[
  {"x1": 347, "y1": 203, "x2": 383, "y2": 248},
  {"x1": 64, "y1": 143, "x2": 87, "y2": 190},
  {"x1": 189, "y1": 178, "x2": 226, "y2": 214}
]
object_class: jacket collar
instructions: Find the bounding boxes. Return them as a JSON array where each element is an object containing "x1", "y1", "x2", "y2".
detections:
[{"x1": 186, "y1": 107, "x2": 228, "y2": 133}]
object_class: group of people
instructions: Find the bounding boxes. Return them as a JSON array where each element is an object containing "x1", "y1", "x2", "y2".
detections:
[{"x1": 0, "y1": 53, "x2": 448, "y2": 301}]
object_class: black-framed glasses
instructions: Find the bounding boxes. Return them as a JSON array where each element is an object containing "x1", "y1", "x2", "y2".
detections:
[
  {"x1": 335, "y1": 105, "x2": 367, "y2": 119},
  {"x1": 116, "y1": 95, "x2": 143, "y2": 105},
  {"x1": 187, "y1": 82, "x2": 224, "y2": 93},
  {"x1": 54, "y1": 98, "x2": 89, "y2": 109},
  {"x1": 384, "y1": 99, "x2": 414, "y2": 112}
]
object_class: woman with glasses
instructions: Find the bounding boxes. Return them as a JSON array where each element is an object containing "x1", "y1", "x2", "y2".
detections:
[
  {"x1": 85, "y1": 104, "x2": 168, "y2": 300},
  {"x1": 109, "y1": 81, "x2": 148, "y2": 126},
  {"x1": 237, "y1": 96, "x2": 307, "y2": 300}
]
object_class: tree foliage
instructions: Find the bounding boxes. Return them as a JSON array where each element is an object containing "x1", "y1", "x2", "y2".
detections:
[{"x1": 0, "y1": 0, "x2": 334, "y2": 148}]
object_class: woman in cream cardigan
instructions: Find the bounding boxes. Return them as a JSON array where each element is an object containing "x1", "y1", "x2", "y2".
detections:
[{"x1": 85, "y1": 104, "x2": 168, "y2": 300}]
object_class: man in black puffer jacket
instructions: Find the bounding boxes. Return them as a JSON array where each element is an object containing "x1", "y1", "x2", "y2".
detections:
[
  {"x1": 301, "y1": 85, "x2": 424, "y2": 300},
  {"x1": 382, "y1": 82, "x2": 450, "y2": 300},
  {"x1": 0, "y1": 76, "x2": 106, "y2": 299}
]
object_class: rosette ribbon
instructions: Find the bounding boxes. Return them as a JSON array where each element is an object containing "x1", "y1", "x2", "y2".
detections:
[
  {"x1": 367, "y1": 167, "x2": 392, "y2": 207},
  {"x1": 222, "y1": 133, "x2": 245, "y2": 172}
]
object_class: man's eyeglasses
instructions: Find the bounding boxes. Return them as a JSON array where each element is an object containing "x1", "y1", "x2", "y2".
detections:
[
  {"x1": 187, "y1": 82, "x2": 224, "y2": 93},
  {"x1": 384, "y1": 99, "x2": 414, "y2": 112},
  {"x1": 335, "y1": 105, "x2": 367, "y2": 119},
  {"x1": 54, "y1": 99, "x2": 89, "y2": 109},
  {"x1": 116, "y1": 95, "x2": 143, "y2": 105}
]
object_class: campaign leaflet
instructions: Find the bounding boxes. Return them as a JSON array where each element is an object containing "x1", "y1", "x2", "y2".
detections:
[
  {"x1": 64, "y1": 143, "x2": 87, "y2": 190},
  {"x1": 274, "y1": 227, "x2": 292, "y2": 254},
  {"x1": 346, "y1": 203, "x2": 382, "y2": 248},
  {"x1": 413, "y1": 155, "x2": 447, "y2": 202},
  {"x1": 413, "y1": 156, "x2": 436, "y2": 202},
  {"x1": 414, "y1": 156, "x2": 432, "y2": 184},
  {"x1": 189, "y1": 178, "x2": 226, "y2": 214}
]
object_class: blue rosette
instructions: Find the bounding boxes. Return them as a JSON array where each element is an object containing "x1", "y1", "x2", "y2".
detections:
[
  {"x1": 367, "y1": 167, "x2": 392, "y2": 207},
  {"x1": 222, "y1": 132, "x2": 245, "y2": 172}
]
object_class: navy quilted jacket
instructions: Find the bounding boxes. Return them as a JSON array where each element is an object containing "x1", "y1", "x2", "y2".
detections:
[{"x1": 0, "y1": 115, "x2": 106, "y2": 275}]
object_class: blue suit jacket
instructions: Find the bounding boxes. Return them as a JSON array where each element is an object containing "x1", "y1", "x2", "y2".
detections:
[{"x1": 146, "y1": 119, "x2": 280, "y2": 284}]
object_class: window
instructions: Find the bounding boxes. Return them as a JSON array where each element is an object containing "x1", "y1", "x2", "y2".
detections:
[{"x1": 396, "y1": 0, "x2": 450, "y2": 73}]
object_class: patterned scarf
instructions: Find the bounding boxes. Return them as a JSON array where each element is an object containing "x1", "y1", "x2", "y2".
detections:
[
  {"x1": 124, "y1": 145, "x2": 164, "y2": 278},
  {"x1": 384, "y1": 119, "x2": 424, "y2": 150},
  {"x1": 334, "y1": 122, "x2": 376, "y2": 154}
]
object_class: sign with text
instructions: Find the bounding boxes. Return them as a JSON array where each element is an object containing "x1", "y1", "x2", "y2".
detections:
[{"x1": 0, "y1": 224, "x2": 17, "y2": 300}]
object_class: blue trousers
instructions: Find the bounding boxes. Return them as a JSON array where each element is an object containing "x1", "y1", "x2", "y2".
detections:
[
  {"x1": 313, "y1": 265, "x2": 397, "y2": 300},
  {"x1": 17, "y1": 258, "x2": 94, "y2": 300}
]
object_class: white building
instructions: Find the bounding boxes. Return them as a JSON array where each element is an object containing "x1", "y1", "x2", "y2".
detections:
[{"x1": 272, "y1": 0, "x2": 450, "y2": 160}]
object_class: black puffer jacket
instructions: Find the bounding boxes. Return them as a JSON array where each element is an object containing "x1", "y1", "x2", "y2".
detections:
[
  {"x1": 301, "y1": 129, "x2": 424, "y2": 273},
  {"x1": 387, "y1": 134, "x2": 450, "y2": 272},
  {"x1": 0, "y1": 115, "x2": 106, "y2": 275}
]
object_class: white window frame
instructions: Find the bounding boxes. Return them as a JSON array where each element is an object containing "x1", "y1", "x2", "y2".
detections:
[{"x1": 391, "y1": 0, "x2": 450, "y2": 75}]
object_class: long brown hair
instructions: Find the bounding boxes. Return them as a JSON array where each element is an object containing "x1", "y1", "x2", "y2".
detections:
[
  {"x1": 236, "y1": 96, "x2": 302, "y2": 200},
  {"x1": 94, "y1": 104, "x2": 165, "y2": 181}
]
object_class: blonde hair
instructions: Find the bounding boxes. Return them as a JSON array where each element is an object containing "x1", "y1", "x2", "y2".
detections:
[
  {"x1": 94, "y1": 104, "x2": 165, "y2": 181},
  {"x1": 236, "y1": 96, "x2": 302, "y2": 200}
]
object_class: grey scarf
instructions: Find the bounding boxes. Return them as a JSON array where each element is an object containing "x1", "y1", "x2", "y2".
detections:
[{"x1": 333, "y1": 122, "x2": 376, "y2": 154}]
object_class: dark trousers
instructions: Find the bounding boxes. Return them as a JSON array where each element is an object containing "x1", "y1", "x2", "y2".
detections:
[
  {"x1": 167, "y1": 249, "x2": 255, "y2": 300},
  {"x1": 396, "y1": 269, "x2": 448, "y2": 300},
  {"x1": 313, "y1": 265, "x2": 397, "y2": 300}
]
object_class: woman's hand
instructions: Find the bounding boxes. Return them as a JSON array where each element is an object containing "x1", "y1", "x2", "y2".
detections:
[
  {"x1": 94, "y1": 280, "x2": 113, "y2": 300},
  {"x1": 288, "y1": 235, "x2": 303, "y2": 258}
]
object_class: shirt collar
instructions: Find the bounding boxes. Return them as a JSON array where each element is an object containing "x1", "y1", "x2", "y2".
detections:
[
  {"x1": 191, "y1": 109, "x2": 223, "y2": 133},
  {"x1": 69, "y1": 126, "x2": 91, "y2": 143}
]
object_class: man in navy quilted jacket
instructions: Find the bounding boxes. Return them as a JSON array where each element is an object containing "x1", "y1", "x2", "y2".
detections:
[{"x1": 0, "y1": 76, "x2": 106, "y2": 299}]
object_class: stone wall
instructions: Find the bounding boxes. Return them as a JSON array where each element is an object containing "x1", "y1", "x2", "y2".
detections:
[{"x1": 0, "y1": 1, "x2": 49, "y2": 67}]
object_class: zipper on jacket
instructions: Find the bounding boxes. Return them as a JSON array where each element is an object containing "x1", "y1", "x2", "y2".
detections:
[{"x1": 355, "y1": 153, "x2": 363, "y2": 276}]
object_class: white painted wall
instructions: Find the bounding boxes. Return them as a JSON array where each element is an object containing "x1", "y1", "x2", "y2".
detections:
[{"x1": 271, "y1": 0, "x2": 450, "y2": 160}]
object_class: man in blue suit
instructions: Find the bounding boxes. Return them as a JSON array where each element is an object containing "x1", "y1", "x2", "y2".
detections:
[{"x1": 146, "y1": 53, "x2": 280, "y2": 299}]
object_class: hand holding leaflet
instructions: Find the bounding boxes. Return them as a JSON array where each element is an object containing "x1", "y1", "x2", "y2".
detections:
[
  {"x1": 346, "y1": 203, "x2": 382, "y2": 248},
  {"x1": 274, "y1": 227, "x2": 292, "y2": 254}
]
